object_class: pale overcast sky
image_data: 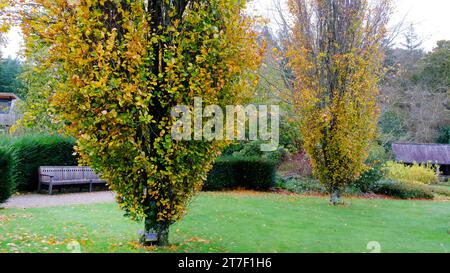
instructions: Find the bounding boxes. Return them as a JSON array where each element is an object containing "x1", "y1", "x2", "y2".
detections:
[
  {"x1": 249, "y1": 0, "x2": 450, "y2": 51},
  {"x1": 2, "y1": 0, "x2": 450, "y2": 58}
]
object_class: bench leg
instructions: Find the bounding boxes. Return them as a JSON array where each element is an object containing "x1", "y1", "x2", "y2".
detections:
[
  {"x1": 49, "y1": 184, "x2": 53, "y2": 195},
  {"x1": 38, "y1": 182, "x2": 41, "y2": 193},
  {"x1": 89, "y1": 183, "x2": 93, "y2": 192}
]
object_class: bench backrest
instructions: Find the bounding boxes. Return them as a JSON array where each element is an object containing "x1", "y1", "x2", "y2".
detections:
[
  {"x1": 39, "y1": 166, "x2": 101, "y2": 181},
  {"x1": 83, "y1": 167, "x2": 101, "y2": 180},
  {"x1": 39, "y1": 167, "x2": 67, "y2": 182}
]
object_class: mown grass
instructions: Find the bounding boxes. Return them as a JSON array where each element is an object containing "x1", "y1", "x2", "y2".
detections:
[{"x1": 0, "y1": 192, "x2": 449, "y2": 253}]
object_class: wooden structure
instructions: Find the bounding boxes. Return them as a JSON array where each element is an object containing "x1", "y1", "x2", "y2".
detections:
[
  {"x1": 0, "y1": 93, "x2": 20, "y2": 132},
  {"x1": 38, "y1": 166, "x2": 106, "y2": 194},
  {"x1": 392, "y1": 143, "x2": 450, "y2": 176}
]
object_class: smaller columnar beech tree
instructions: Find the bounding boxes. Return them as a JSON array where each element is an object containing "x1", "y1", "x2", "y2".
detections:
[
  {"x1": 287, "y1": 0, "x2": 391, "y2": 204},
  {"x1": 19, "y1": 0, "x2": 261, "y2": 245}
]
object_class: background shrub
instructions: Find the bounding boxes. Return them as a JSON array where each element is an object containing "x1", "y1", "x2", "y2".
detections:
[
  {"x1": 222, "y1": 141, "x2": 287, "y2": 166},
  {"x1": 278, "y1": 116, "x2": 303, "y2": 153},
  {"x1": 283, "y1": 176, "x2": 326, "y2": 194},
  {"x1": 384, "y1": 161, "x2": 439, "y2": 185},
  {"x1": 366, "y1": 143, "x2": 388, "y2": 164},
  {"x1": 204, "y1": 156, "x2": 276, "y2": 191},
  {"x1": 277, "y1": 151, "x2": 313, "y2": 177},
  {"x1": 283, "y1": 176, "x2": 368, "y2": 196},
  {"x1": 0, "y1": 146, "x2": 13, "y2": 203},
  {"x1": 351, "y1": 164, "x2": 385, "y2": 193},
  {"x1": 437, "y1": 125, "x2": 450, "y2": 144},
  {"x1": 349, "y1": 143, "x2": 387, "y2": 193},
  {"x1": 371, "y1": 180, "x2": 434, "y2": 199},
  {"x1": 9, "y1": 134, "x2": 77, "y2": 191},
  {"x1": 427, "y1": 185, "x2": 450, "y2": 197}
]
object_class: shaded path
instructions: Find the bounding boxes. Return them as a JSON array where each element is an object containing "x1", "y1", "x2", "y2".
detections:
[{"x1": 1, "y1": 191, "x2": 115, "y2": 209}]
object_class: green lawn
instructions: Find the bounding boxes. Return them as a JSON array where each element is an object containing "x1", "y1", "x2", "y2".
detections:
[{"x1": 0, "y1": 192, "x2": 449, "y2": 253}]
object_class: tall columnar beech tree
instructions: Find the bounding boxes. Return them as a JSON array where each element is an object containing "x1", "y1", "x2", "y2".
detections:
[
  {"x1": 20, "y1": 0, "x2": 261, "y2": 245},
  {"x1": 287, "y1": 0, "x2": 391, "y2": 204}
]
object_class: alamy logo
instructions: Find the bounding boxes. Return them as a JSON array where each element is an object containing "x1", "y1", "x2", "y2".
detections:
[{"x1": 171, "y1": 97, "x2": 280, "y2": 152}]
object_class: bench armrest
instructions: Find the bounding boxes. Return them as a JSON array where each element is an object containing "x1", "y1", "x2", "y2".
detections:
[{"x1": 40, "y1": 174, "x2": 54, "y2": 178}]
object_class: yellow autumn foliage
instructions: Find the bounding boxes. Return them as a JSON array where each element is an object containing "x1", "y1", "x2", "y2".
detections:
[
  {"x1": 286, "y1": 0, "x2": 391, "y2": 201},
  {"x1": 16, "y1": 0, "x2": 262, "y2": 230},
  {"x1": 384, "y1": 161, "x2": 439, "y2": 185}
]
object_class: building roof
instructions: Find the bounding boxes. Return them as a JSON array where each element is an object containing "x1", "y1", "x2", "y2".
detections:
[
  {"x1": 392, "y1": 143, "x2": 450, "y2": 165},
  {"x1": 0, "y1": 93, "x2": 18, "y2": 100}
]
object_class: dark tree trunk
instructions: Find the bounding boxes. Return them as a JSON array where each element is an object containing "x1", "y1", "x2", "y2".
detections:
[
  {"x1": 136, "y1": 1, "x2": 190, "y2": 247},
  {"x1": 141, "y1": 217, "x2": 170, "y2": 247},
  {"x1": 330, "y1": 187, "x2": 341, "y2": 205}
]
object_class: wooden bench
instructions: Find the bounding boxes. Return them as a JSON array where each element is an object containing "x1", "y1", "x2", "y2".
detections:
[{"x1": 38, "y1": 166, "x2": 106, "y2": 194}]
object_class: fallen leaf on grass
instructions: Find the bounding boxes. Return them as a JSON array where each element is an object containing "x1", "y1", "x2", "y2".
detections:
[
  {"x1": 0, "y1": 215, "x2": 9, "y2": 222},
  {"x1": 128, "y1": 241, "x2": 158, "y2": 252},
  {"x1": 186, "y1": 237, "x2": 210, "y2": 244}
]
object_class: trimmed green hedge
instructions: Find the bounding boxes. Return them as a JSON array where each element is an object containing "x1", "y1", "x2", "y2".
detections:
[
  {"x1": 204, "y1": 156, "x2": 277, "y2": 191},
  {"x1": 222, "y1": 141, "x2": 287, "y2": 166},
  {"x1": 9, "y1": 135, "x2": 77, "y2": 191},
  {"x1": 0, "y1": 146, "x2": 13, "y2": 203}
]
